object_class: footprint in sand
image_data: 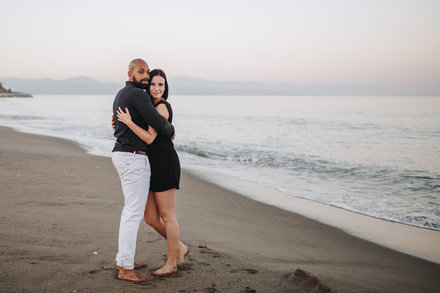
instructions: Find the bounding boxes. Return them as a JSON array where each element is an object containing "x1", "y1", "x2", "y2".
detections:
[
  {"x1": 230, "y1": 268, "x2": 258, "y2": 274},
  {"x1": 198, "y1": 245, "x2": 220, "y2": 257},
  {"x1": 240, "y1": 288, "x2": 256, "y2": 293},
  {"x1": 88, "y1": 267, "x2": 115, "y2": 275}
]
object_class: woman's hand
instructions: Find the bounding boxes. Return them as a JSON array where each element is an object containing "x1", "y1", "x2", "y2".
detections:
[{"x1": 117, "y1": 107, "x2": 132, "y2": 125}]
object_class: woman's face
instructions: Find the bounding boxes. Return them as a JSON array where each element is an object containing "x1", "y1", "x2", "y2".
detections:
[{"x1": 149, "y1": 75, "x2": 166, "y2": 99}]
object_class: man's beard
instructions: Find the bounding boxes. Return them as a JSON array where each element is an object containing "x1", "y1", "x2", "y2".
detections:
[{"x1": 132, "y1": 76, "x2": 149, "y2": 90}]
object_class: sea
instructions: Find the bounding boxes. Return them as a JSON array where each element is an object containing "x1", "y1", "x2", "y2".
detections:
[{"x1": 0, "y1": 95, "x2": 439, "y2": 231}]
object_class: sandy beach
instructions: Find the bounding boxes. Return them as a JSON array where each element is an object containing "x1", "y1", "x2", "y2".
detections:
[{"x1": 1, "y1": 126, "x2": 439, "y2": 292}]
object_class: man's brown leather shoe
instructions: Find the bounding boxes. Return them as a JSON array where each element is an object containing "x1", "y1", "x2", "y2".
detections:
[{"x1": 117, "y1": 268, "x2": 153, "y2": 283}]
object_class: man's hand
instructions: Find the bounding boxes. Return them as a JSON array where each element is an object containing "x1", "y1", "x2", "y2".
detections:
[
  {"x1": 171, "y1": 133, "x2": 176, "y2": 140},
  {"x1": 112, "y1": 115, "x2": 116, "y2": 131}
]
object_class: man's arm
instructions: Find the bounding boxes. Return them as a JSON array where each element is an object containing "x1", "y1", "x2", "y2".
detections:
[{"x1": 133, "y1": 92, "x2": 174, "y2": 138}]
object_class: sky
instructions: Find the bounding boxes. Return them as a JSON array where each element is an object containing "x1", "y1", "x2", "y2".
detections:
[{"x1": 1, "y1": 0, "x2": 439, "y2": 90}]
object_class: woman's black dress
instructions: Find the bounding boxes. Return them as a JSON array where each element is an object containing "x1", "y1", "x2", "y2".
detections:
[{"x1": 148, "y1": 100, "x2": 180, "y2": 192}]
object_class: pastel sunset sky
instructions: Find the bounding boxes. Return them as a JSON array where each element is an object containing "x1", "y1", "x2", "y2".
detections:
[{"x1": 1, "y1": 0, "x2": 439, "y2": 90}]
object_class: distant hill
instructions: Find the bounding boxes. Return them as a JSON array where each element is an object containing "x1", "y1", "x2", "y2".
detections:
[
  {"x1": 0, "y1": 81, "x2": 32, "y2": 97},
  {"x1": 0, "y1": 76, "x2": 438, "y2": 96},
  {"x1": 0, "y1": 77, "x2": 121, "y2": 95},
  {"x1": 0, "y1": 82, "x2": 8, "y2": 93},
  {"x1": 170, "y1": 76, "x2": 392, "y2": 95}
]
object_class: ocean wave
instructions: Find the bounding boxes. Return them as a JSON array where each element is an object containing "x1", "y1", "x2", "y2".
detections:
[
  {"x1": 0, "y1": 114, "x2": 48, "y2": 121},
  {"x1": 177, "y1": 142, "x2": 440, "y2": 193},
  {"x1": 177, "y1": 141, "x2": 440, "y2": 230}
]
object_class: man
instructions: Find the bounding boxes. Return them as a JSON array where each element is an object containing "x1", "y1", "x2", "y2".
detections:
[{"x1": 111, "y1": 58, "x2": 175, "y2": 282}]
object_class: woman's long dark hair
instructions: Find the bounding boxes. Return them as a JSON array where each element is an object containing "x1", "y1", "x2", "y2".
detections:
[{"x1": 149, "y1": 69, "x2": 169, "y2": 100}]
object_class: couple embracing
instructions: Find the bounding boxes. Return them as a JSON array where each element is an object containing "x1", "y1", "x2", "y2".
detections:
[{"x1": 111, "y1": 58, "x2": 189, "y2": 282}]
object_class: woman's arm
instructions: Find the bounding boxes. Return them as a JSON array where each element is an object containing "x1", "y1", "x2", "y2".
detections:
[
  {"x1": 145, "y1": 103, "x2": 169, "y2": 140},
  {"x1": 142, "y1": 103, "x2": 169, "y2": 141},
  {"x1": 116, "y1": 107, "x2": 156, "y2": 145},
  {"x1": 132, "y1": 90, "x2": 174, "y2": 138}
]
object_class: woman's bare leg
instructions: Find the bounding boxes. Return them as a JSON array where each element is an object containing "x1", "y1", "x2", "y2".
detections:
[
  {"x1": 144, "y1": 191, "x2": 166, "y2": 237},
  {"x1": 144, "y1": 191, "x2": 189, "y2": 267},
  {"x1": 154, "y1": 188, "x2": 179, "y2": 274}
]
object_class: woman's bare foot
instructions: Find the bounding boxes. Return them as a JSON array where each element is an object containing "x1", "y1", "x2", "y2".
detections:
[
  {"x1": 178, "y1": 243, "x2": 190, "y2": 269},
  {"x1": 152, "y1": 264, "x2": 178, "y2": 277}
]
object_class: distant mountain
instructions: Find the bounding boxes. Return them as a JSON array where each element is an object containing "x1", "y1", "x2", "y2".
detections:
[
  {"x1": 0, "y1": 82, "x2": 10, "y2": 93},
  {"x1": 0, "y1": 81, "x2": 32, "y2": 97},
  {"x1": 0, "y1": 76, "x2": 438, "y2": 96},
  {"x1": 170, "y1": 76, "x2": 393, "y2": 95},
  {"x1": 0, "y1": 77, "x2": 121, "y2": 95}
]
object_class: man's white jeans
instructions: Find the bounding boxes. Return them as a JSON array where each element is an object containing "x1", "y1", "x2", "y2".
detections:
[{"x1": 112, "y1": 151, "x2": 150, "y2": 270}]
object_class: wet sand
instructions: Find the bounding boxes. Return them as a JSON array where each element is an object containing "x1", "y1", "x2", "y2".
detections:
[
  {"x1": 1, "y1": 126, "x2": 439, "y2": 292},
  {"x1": 188, "y1": 167, "x2": 440, "y2": 264}
]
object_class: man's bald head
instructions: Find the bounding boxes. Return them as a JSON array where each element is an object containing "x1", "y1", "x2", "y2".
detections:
[
  {"x1": 128, "y1": 58, "x2": 148, "y2": 72},
  {"x1": 127, "y1": 58, "x2": 150, "y2": 86}
]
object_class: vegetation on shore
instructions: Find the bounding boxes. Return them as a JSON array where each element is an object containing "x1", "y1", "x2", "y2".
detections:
[{"x1": 0, "y1": 82, "x2": 32, "y2": 97}]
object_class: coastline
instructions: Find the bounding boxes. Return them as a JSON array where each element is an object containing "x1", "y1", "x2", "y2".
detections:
[
  {"x1": 186, "y1": 165, "x2": 440, "y2": 264},
  {"x1": 0, "y1": 92, "x2": 32, "y2": 98},
  {"x1": 1, "y1": 125, "x2": 439, "y2": 292}
]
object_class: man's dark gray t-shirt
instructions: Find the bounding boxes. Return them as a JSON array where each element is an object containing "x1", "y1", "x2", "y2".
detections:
[{"x1": 112, "y1": 81, "x2": 174, "y2": 152}]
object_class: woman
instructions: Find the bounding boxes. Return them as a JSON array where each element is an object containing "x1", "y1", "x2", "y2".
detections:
[{"x1": 117, "y1": 69, "x2": 189, "y2": 277}]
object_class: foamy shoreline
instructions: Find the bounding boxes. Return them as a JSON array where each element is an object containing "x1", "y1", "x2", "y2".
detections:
[{"x1": 185, "y1": 166, "x2": 440, "y2": 264}]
